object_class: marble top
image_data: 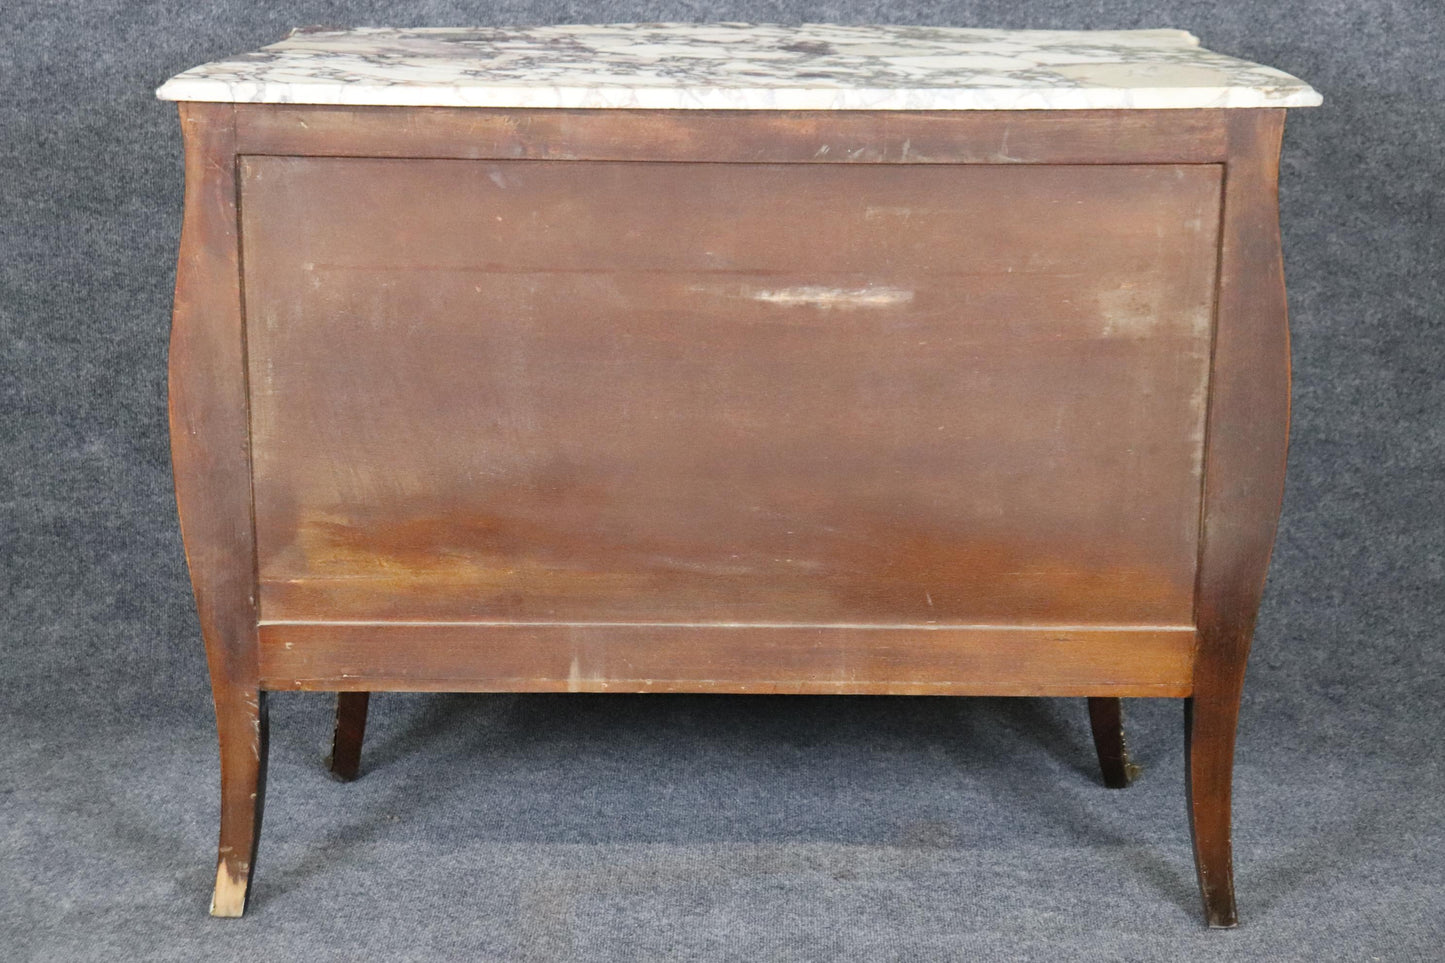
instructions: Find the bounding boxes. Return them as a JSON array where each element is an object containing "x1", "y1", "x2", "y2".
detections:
[{"x1": 156, "y1": 23, "x2": 1321, "y2": 111}]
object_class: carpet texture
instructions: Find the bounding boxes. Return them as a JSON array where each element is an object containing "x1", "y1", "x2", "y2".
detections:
[{"x1": 1, "y1": 2, "x2": 1442, "y2": 960}]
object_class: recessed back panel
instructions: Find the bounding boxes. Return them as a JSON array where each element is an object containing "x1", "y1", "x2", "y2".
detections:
[{"x1": 240, "y1": 158, "x2": 1220, "y2": 626}]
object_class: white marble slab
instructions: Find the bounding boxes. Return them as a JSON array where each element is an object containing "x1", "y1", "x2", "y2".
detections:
[{"x1": 156, "y1": 23, "x2": 1321, "y2": 110}]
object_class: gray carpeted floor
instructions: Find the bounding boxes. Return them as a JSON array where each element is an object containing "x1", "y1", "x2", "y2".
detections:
[{"x1": 2, "y1": 2, "x2": 1442, "y2": 960}]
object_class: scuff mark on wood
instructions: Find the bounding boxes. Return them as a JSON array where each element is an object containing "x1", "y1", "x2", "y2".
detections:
[{"x1": 750, "y1": 285, "x2": 914, "y2": 309}]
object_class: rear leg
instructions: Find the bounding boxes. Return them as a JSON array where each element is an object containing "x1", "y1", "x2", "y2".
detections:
[
  {"x1": 328, "y1": 692, "x2": 370, "y2": 782},
  {"x1": 1087, "y1": 697, "x2": 1140, "y2": 789}
]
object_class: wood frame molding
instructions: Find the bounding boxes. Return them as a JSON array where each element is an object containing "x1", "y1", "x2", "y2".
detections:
[
  {"x1": 233, "y1": 104, "x2": 1230, "y2": 164},
  {"x1": 257, "y1": 623, "x2": 1197, "y2": 697}
]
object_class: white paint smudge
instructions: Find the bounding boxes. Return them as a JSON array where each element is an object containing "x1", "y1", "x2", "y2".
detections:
[{"x1": 751, "y1": 285, "x2": 914, "y2": 309}]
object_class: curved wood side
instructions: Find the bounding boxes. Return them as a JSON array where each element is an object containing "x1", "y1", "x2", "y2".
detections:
[
  {"x1": 1187, "y1": 108, "x2": 1292, "y2": 929},
  {"x1": 169, "y1": 102, "x2": 266, "y2": 918}
]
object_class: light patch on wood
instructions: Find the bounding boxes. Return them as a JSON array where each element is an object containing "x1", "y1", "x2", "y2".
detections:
[
  {"x1": 750, "y1": 285, "x2": 914, "y2": 309},
  {"x1": 210, "y1": 860, "x2": 248, "y2": 918},
  {"x1": 864, "y1": 205, "x2": 914, "y2": 221},
  {"x1": 244, "y1": 692, "x2": 263, "y2": 757},
  {"x1": 1185, "y1": 343, "x2": 1213, "y2": 455},
  {"x1": 1094, "y1": 283, "x2": 1163, "y2": 338}
]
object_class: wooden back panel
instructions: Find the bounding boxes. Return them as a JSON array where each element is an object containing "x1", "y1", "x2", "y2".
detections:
[{"x1": 240, "y1": 157, "x2": 1220, "y2": 628}]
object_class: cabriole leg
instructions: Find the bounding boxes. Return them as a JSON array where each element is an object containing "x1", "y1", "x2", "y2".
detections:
[
  {"x1": 1185, "y1": 686, "x2": 1243, "y2": 928},
  {"x1": 1182, "y1": 109, "x2": 1291, "y2": 928},
  {"x1": 210, "y1": 687, "x2": 268, "y2": 917}
]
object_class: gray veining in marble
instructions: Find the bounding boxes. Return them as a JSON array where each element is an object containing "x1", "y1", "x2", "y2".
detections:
[{"x1": 156, "y1": 23, "x2": 1321, "y2": 110}]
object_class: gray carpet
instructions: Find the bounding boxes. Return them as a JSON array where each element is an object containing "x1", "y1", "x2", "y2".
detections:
[{"x1": 2, "y1": 2, "x2": 1442, "y2": 960}]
